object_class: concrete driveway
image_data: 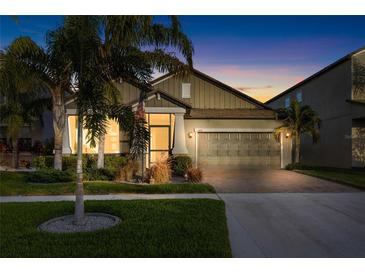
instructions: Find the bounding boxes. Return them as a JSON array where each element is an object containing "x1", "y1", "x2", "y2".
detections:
[
  {"x1": 203, "y1": 169, "x2": 359, "y2": 193},
  {"x1": 221, "y1": 192, "x2": 365, "y2": 257}
]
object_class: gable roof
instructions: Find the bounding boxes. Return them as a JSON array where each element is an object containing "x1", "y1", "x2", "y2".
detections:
[
  {"x1": 151, "y1": 68, "x2": 271, "y2": 110},
  {"x1": 130, "y1": 89, "x2": 192, "y2": 109},
  {"x1": 265, "y1": 45, "x2": 365, "y2": 104}
]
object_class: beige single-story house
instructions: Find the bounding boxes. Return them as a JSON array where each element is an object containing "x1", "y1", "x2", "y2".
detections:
[{"x1": 62, "y1": 69, "x2": 292, "y2": 170}]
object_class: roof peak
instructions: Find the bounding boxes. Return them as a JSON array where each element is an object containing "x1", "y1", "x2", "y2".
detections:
[{"x1": 265, "y1": 45, "x2": 365, "y2": 104}]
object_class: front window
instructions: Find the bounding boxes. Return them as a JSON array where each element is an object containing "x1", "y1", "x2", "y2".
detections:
[
  {"x1": 296, "y1": 91, "x2": 302, "y2": 103},
  {"x1": 284, "y1": 97, "x2": 290, "y2": 108},
  {"x1": 68, "y1": 115, "x2": 120, "y2": 154}
]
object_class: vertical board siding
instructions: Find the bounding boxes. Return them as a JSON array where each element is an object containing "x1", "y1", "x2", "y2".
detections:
[
  {"x1": 116, "y1": 82, "x2": 140, "y2": 104},
  {"x1": 153, "y1": 74, "x2": 258, "y2": 109},
  {"x1": 145, "y1": 97, "x2": 176, "y2": 107}
]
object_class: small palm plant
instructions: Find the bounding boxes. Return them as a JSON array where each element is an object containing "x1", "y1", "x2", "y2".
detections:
[{"x1": 275, "y1": 100, "x2": 321, "y2": 164}]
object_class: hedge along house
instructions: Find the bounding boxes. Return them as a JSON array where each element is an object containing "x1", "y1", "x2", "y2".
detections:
[
  {"x1": 266, "y1": 47, "x2": 365, "y2": 169},
  {"x1": 62, "y1": 69, "x2": 292, "y2": 171}
]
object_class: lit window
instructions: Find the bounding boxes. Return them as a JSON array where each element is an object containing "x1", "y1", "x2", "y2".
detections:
[
  {"x1": 149, "y1": 113, "x2": 170, "y2": 125},
  {"x1": 146, "y1": 113, "x2": 175, "y2": 166},
  {"x1": 296, "y1": 91, "x2": 302, "y2": 103},
  {"x1": 68, "y1": 116, "x2": 120, "y2": 154},
  {"x1": 182, "y1": 83, "x2": 191, "y2": 98},
  {"x1": 285, "y1": 97, "x2": 290, "y2": 108}
]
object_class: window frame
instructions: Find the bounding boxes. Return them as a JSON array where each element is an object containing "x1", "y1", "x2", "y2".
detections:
[{"x1": 182, "y1": 83, "x2": 191, "y2": 99}]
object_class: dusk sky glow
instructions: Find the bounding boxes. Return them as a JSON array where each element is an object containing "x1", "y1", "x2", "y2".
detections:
[{"x1": 1, "y1": 15, "x2": 365, "y2": 102}]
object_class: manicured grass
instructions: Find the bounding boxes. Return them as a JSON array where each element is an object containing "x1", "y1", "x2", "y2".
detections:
[
  {"x1": 0, "y1": 172, "x2": 215, "y2": 196},
  {"x1": 296, "y1": 168, "x2": 365, "y2": 189},
  {"x1": 0, "y1": 199, "x2": 231, "y2": 257}
]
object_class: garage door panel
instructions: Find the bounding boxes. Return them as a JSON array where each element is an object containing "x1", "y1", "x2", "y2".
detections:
[{"x1": 198, "y1": 132, "x2": 280, "y2": 169}]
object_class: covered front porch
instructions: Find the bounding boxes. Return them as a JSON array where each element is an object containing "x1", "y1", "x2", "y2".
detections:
[{"x1": 62, "y1": 90, "x2": 191, "y2": 168}]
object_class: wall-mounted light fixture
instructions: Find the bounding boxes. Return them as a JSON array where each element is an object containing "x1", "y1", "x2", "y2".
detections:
[
  {"x1": 188, "y1": 132, "x2": 193, "y2": 138},
  {"x1": 285, "y1": 132, "x2": 290, "y2": 138}
]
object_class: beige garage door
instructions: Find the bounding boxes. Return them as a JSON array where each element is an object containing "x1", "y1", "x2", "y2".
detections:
[{"x1": 198, "y1": 132, "x2": 281, "y2": 169}]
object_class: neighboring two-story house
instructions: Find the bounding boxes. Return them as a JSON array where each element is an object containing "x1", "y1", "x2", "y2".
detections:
[
  {"x1": 62, "y1": 69, "x2": 292, "y2": 171},
  {"x1": 266, "y1": 47, "x2": 365, "y2": 169}
]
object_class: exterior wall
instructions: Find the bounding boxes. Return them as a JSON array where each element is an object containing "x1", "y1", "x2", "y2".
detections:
[
  {"x1": 352, "y1": 119, "x2": 365, "y2": 167},
  {"x1": 145, "y1": 96, "x2": 177, "y2": 108},
  {"x1": 184, "y1": 119, "x2": 291, "y2": 168},
  {"x1": 153, "y1": 74, "x2": 258, "y2": 109},
  {"x1": 66, "y1": 82, "x2": 140, "y2": 108},
  {"x1": 115, "y1": 82, "x2": 141, "y2": 104},
  {"x1": 352, "y1": 50, "x2": 365, "y2": 101},
  {"x1": 268, "y1": 59, "x2": 360, "y2": 168}
]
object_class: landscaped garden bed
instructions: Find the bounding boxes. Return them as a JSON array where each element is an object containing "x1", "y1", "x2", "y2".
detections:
[
  {"x1": 0, "y1": 199, "x2": 231, "y2": 257},
  {"x1": 0, "y1": 171, "x2": 215, "y2": 196}
]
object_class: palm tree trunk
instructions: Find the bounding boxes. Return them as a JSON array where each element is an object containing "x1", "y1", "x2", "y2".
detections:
[
  {"x1": 295, "y1": 135, "x2": 301, "y2": 164},
  {"x1": 97, "y1": 134, "x2": 105, "y2": 168},
  {"x1": 52, "y1": 87, "x2": 66, "y2": 171},
  {"x1": 11, "y1": 139, "x2": 18, "y2": 169},
  {"x1": 74, "y1": 113, "x2": 85, "y2": 225}
]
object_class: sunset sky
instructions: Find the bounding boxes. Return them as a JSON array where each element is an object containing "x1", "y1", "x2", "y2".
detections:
[{"x1": 1, "y1": 15, "x2": 365, "y2": 102}]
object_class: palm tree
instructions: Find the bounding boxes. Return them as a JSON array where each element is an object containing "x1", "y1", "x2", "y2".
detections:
[
  {"x1": 92, "y1": 16, "x2": 194, "y2": 168},
  {"x1": 1, "y1": 37, "x2": 73, "y2": 171},
  {"x1": 0, "y1": 52, "x2": 51, "y2": 168},
  {"x1": 53, "y1": 15, "x2": 193, "y2": 224},
  {"x1": 276, "y1": 100, "x2": 321, "y2": 164}
]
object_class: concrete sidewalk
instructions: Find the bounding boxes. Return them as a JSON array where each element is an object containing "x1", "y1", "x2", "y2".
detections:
[{"x1": 0, "y1": 193, "x2": 219, "y2": 203}]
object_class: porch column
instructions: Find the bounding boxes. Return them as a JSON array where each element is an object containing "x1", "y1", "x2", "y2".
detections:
[
  {"x1": 62, "y1": 115, "x2": 72, "y2": 154},
  {"x1": 172, "y1": 113, "x2": 188, "y2": 155}
]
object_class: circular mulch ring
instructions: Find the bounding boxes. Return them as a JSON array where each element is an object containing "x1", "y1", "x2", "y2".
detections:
[{"x1": 38, "y1": 213, "x2": 121, "y2": 233}]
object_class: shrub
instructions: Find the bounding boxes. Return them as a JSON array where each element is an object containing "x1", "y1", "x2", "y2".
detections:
[
  {"x1": 33, "y1": 155, "x2": 127, "y2": 180},
  {"x1": 104, "y1": 155, "x2": 128, "y2": 173},
  {"x1": 32, "y1": 156, "x2": 46, "y2": 169},
  {"x1": 85, "y1": 168, "x2": 116, "y2": 181},
  {"x1": 146, "y1": 159, "x2": 171, "y2": 184},
  {"x1": 26, "y1": 169, "x2": 75, "y2": 184},
  {"x1": 61, "y1": 155, "x2": 77, "y2": 170},
  {"x1": 32, "y1": 156, "x2": 53, "y2": 169},
  {"x1": 172, "y1": 155, "x2": 193, "y2": 176},
  {"x1": 116, "y1": 159, "x2": 139, "y2": 181},
  {"x1": 186, "y1": 167, "x2": 203, "y2": 183},
  {"x1": 85, "y1": 154, "x2": 97, "y2": 169},
  {"x1": 44, "y1": 156, "x2": 54, "y2": 168}
]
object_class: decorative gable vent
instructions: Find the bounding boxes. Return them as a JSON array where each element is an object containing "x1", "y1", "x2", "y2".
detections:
[{"x1": 182, "y1": 83, "x2": 191, "y2": 98}]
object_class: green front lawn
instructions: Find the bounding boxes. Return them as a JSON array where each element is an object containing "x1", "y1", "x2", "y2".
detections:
[
  {"x1": 296, "y1": 168, "x2": 365, "y2": 189},
  {"x1": 0, "y1": 172, "x2": 215, "y2": 196},
  {"x1": 0, "y1": 199, "x2": 231, "y2": 257}
]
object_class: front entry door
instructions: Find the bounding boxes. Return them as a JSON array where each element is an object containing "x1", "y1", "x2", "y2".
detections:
[{"x1": 149, "y1": 126, "x2": 170, "y2": 165}]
